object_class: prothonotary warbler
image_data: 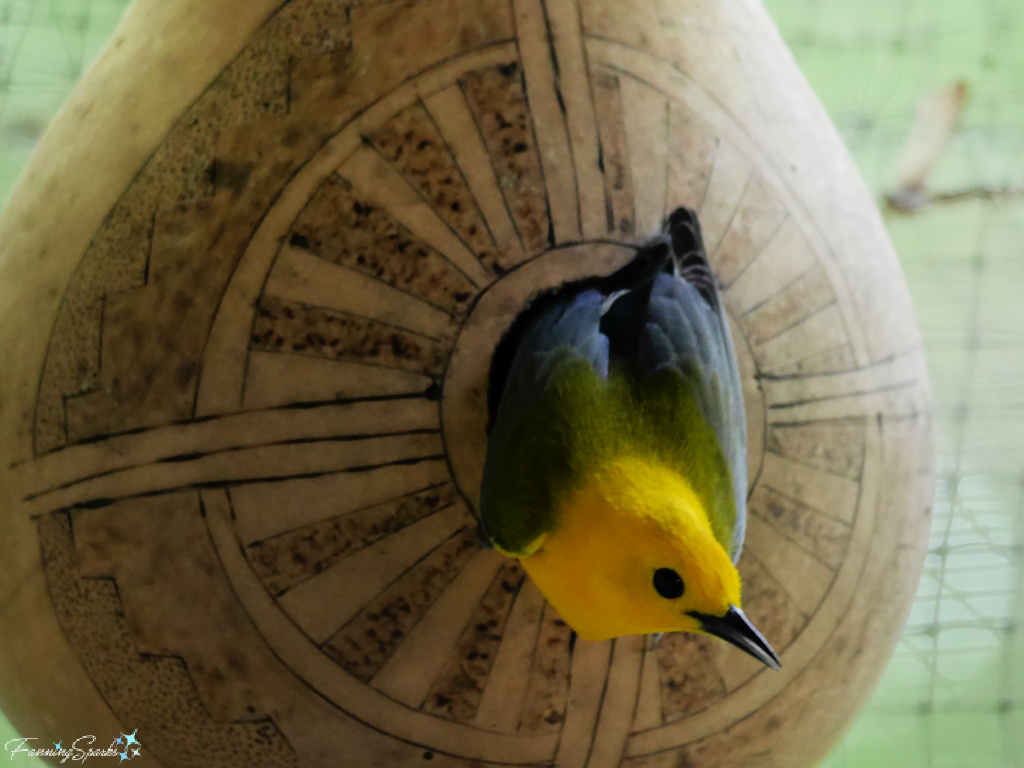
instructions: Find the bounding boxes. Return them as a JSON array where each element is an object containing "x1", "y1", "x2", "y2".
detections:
[{"x1": 480, "y1": 207, "x2": 780, "y2": 670}]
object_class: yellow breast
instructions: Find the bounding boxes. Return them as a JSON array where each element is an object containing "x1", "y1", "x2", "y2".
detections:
[{"x1": 517, "y1": 456, "x2": 741, "y2": 640}]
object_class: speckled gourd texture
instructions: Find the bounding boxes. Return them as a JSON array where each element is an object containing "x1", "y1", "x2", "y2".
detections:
[{"x1": 0, "y1": 1, "x2": 932, "y2": 766}]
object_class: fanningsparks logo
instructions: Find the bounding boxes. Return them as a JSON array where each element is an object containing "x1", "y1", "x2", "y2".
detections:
[{"x1": 4, "y1": 730, "x2": 142, "y2": 762}]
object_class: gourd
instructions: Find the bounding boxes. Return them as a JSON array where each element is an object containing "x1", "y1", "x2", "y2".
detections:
[{"x1": 0, "y1": 0, "x2": 933, "y2": 765}]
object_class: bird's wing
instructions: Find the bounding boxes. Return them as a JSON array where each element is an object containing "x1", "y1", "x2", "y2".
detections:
[
  {"x1": 603, "y1": 208, "x2": 748, "y2": 560},
  {"x1": 481, "y1": 208, "x2": 746, "y2": 560},
  {"x1": 480, "y1": 289, "x2": 610, "y2": 554}
]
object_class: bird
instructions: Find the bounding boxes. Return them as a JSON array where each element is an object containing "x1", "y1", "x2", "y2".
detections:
[{"x1": 479, "y1": 207, "x2": 780, "y2": 670}]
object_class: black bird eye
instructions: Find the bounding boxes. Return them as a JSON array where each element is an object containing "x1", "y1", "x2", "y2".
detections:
[{"x1": 653, "y1": 568, "x2": 684, "y2": 599}]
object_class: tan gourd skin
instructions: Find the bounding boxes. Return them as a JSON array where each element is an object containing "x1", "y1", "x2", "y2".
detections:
[{"x1": 0, "y1": 0, "x2": 932, "y2": 765}]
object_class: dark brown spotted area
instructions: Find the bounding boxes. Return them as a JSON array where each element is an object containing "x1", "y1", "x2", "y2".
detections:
[
  {"x1": 323, "y1": 528, "x2": 481, "y2": 682},
  {"x1": 368, "y1": 104, "x2": 509, "y2": 274},
  {"x1": 736, "y1": 556, "x2": 809, "y2": 659},
  {"x1": 652, "y1": 556, "x2": 812, "y2": 710},
  {"x1": 32, "y1": 0, "x2": 363, "y2": 455},
  {"x1": 654, "y1": 556, "x2": 809, "y2": 723},
  {"x1": 518, "y1": 605, "x2": 572, "y2": 733},
  {"x1": 656, "y1": 633, "x2": 728, "y2": 722},
  {"x1": 422, "y1": 561, "x2": 525, "y2": 721},
  {"x1": 460, "y1": 62, "x2": 549, "y2": 252},
  {"x1": 250, "y1": 295, "x2": 450, "y2": 377},
  {"x1": 247, "y1": 483, "x2": 459, "y2": 596},
  {"x1": 290, "y1": 174, "x2": 477, "y2": 316},
  {"x1": 38, "y1": 508, "x2": 301, "y2": 767}
]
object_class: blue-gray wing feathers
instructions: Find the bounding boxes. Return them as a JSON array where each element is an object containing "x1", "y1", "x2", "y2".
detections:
[{"x1": 483, "y1": 207, "x2": 748, "y2": 560}]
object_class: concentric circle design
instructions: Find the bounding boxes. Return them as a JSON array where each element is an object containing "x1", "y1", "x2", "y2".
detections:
[{"x1": 14, "y1": 0, "x2": 931, "y2": 766}]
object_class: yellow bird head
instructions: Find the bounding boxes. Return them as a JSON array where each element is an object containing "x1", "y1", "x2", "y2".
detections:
[{"x1": 518, "y1": 456, "x2": 779, "y2": 668}]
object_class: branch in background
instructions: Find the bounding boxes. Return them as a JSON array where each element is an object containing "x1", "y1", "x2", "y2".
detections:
[
  {"x1": 884, "y1": 80, "x2": 974, "y2": 214},
  {"x1": 887, "y1": 184, "x2": 1024, "y2": 213}
]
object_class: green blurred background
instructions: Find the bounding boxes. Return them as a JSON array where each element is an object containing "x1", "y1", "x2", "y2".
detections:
[{"x1": 2, "y1": 0, "x2": 1023, "y2": 765}]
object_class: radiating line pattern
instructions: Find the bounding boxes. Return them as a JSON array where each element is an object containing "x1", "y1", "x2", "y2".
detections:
[{"x1": 20, "y1": 0, "x2": 927, "y2": 765}]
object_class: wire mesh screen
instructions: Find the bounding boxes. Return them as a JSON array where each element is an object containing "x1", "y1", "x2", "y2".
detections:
[
  {"x1": 1, "y1": 0, "x2": 1023, "y2": 766},
  {"x1": 763, "y1": 0, "x2": 1024, "y2": 765},
  {"x1": 0, "y1": 0, "x2": 127, "y2": 205}
]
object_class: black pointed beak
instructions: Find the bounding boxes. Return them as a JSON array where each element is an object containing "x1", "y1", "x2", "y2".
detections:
[{"x1": 687, "y1": 606, "x2": 781, "y2": 671}]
